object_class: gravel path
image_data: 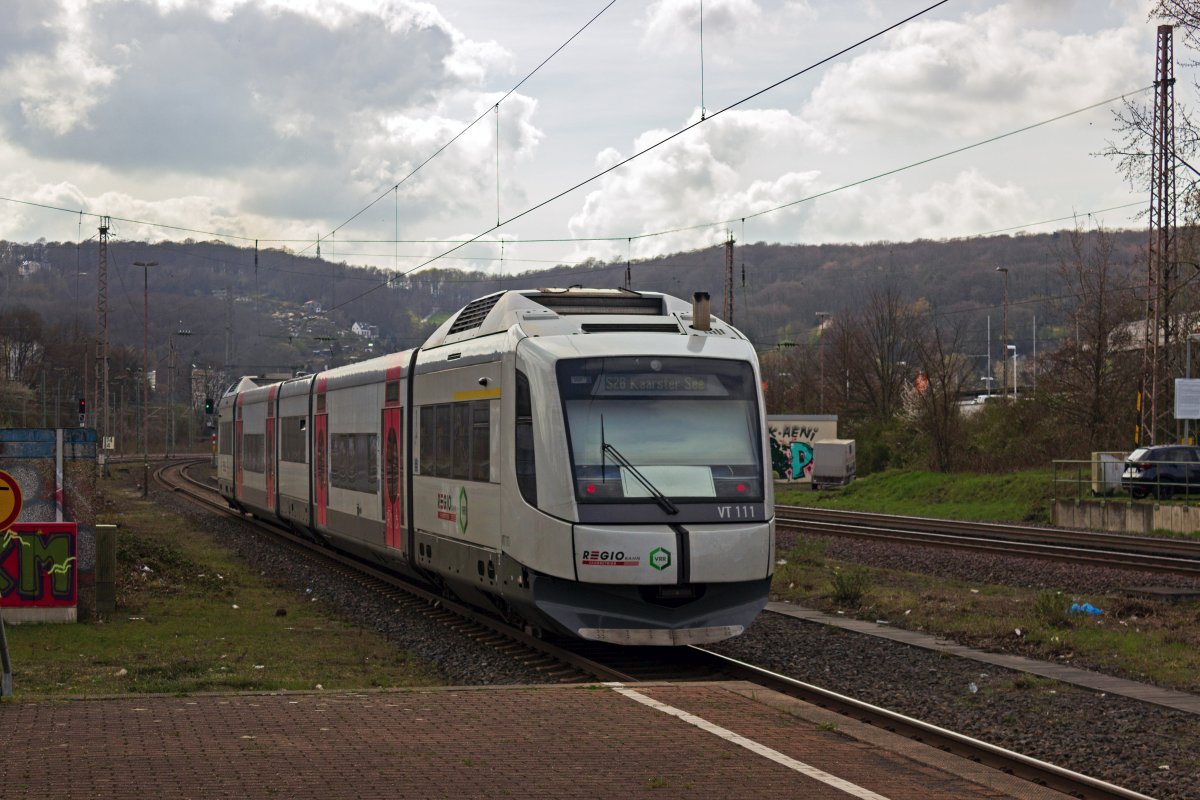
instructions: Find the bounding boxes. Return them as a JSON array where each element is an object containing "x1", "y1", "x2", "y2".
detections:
[{"x1": 163, "y1": 477, "x2": 1198, "y2": 799}]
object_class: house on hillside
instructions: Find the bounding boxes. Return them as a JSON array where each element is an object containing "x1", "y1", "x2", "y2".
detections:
[
  {"x1": 18, "y1": 260, "x2": 43, "y2": 277},
  {"x1": 352, "y1": 322, "x2": 378, "y2": 339},
  {"x1": 302, "y1": 299, "x2": 323, "y2": 314}
]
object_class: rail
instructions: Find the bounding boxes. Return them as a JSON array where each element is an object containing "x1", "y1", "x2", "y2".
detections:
[
  {"x1": 158, "y1": 460, "x2": 638, "y2": 684},
  {"x1": 689, "y1": 649, "x2": 1156, "y2": 800},
  {"x1": 166, "y1": 461, "x2": 1155, "y2": 798},
  {"x1": 775, "y1": 504, "x2": 1200, "y2": 576}
]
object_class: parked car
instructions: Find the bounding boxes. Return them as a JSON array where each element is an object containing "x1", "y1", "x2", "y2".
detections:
[{"x1": 1121, "y1": 445, "x2": 1200, "y2": 499}]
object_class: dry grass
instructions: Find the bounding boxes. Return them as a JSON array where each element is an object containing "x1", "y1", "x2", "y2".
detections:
[
  {"x1": 3, "y1": 477, "x2": 439, "y2": 699},
  {"x1": 772, "y1": 543, "x2": 1200, "y2": 692}
]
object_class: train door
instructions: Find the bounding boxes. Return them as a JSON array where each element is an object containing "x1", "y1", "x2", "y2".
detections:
[
  {"x1": 234, "y1": 399, "x2": 244, "y2": 502},
  {"x1": 265, "y1": 386, "x2": 277, "y2": 513},
  {"x1": 382, "y1": 406, "x2": 403, "y2": 550},
  {"x1": 315, "y1": 383, "x2": 329, "y2": 527}
]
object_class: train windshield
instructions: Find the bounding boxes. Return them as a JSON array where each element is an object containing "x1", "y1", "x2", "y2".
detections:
[{"x1": 557, "y1": 356, "x2": 763, "y2": 503}]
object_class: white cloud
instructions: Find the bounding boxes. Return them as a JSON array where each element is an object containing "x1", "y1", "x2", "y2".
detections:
[
  {"x1": 800, "y1": 170, "x2": 1037, "y2": 243},
  {"x1": 566, "y1": 108, "x2": 830, "y2": 260},
  {"x1": 641, "y1": 0, "x2": 764, "y2": 53},
  {"x1": 804, "y1": 2, "x2": 1144, "y2": 138},
  {"x1": 0, "y1": 0, "x2": 539, "y2": 237}
]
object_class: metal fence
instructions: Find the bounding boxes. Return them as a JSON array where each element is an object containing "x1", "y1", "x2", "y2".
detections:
[{"x1": 1052, "y1": 453, "x2": 1200, "y2": 504}]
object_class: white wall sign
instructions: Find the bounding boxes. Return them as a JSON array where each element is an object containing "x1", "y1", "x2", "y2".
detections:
[{"x1": 1175, "y1": 378, "x2": 1200, "y2": 420}]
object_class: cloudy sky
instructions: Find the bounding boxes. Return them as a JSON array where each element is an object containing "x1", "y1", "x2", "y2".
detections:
[{"x1": 0, "y1": 0, "x2": 1179, "y2": 275}]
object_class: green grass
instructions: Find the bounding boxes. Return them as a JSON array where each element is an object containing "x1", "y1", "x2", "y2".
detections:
[
  {"x1": 776, "y1": 468, "x2": 1055, "y2": 524},
  {"x1": 3, "y1": 478, "x2": 439, "y2": 699},
  {"x1": 771, "y1": 541, "x2": 1200, "y2": 692}
]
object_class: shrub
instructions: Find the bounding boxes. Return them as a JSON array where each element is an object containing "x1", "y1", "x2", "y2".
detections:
[
  {"x1": 830, "y1": 566, "x2": 871, "y2": 607},
  {"x1": 1033, "y1": 589, "x2": 1068, "y2": 628}
]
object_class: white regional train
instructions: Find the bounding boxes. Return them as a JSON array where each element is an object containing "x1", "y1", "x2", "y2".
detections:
[{"x1": 217, "y1": 288, "x2": 774, "y2": 645}]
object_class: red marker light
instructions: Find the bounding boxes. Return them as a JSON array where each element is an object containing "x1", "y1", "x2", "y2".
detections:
[
  {"x1": 586, "y1": 484, "x2": 597, "y2": 494},
  {"x1": 736, "y1": 483, "x2": 747, "y2": 493}
]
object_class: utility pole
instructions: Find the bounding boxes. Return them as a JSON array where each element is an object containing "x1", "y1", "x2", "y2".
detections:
[
  {"x1": 169, "y1": 330, "x2": 193, "y2": 457},
  {"x1": 96, "y1": 217, "x2": 110, "y2": 474},
  {"x1": 134, "y1": 261, "x2": 158, "y2": 497},
  {"x1": 816, "y1": 312, "x2": 831, "y2": 414},
  {"x1": 996, "y1": 267, "x2": 1009, "y2": 399},
  {"x1": 987, "y1": 315, "x2": 993, "y2": 395},
  {"x1": 1141, "y1": 24, "x2": 1178, "y2": 446},
  {"x1": 225, "y1": 286, "x2": 234, "y2": 369},
  {"x1": 723, "y1": 232, "x2": 735, "y2": 323}
]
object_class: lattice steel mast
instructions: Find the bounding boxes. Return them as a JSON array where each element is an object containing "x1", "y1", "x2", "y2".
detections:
[
  {"x1": 96, "y1": 217, "x2": 110, "y2": 468},
  {"x1": 1141, "y1": 24, "x2": 1178, "y2": 446}
]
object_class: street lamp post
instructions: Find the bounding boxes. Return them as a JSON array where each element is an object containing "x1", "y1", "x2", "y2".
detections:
[
  {"x1": 815, "y1": 312, "x2": 831, "y2": 413},
  {"x1": 1007, "y1": 344, "x2": 1017, "y2": 397},
  {"x1": 169, "y1": 330, "x2": 193, "y2": 457},
  {"x1": 995, "y1": 267, "x2": 1009, "y2": 399},
  {"x1": 133, "y1": 261, "x2": 157, "y2": 497}
]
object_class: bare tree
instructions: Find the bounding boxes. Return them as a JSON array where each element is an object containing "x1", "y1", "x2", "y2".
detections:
[
  {"x1": 911, "y1": 310, "x2": 973, "y2": 472},
  {"x1": 1042, "y1": 226, "x2": 1141, "y2": 451},
  {"x1": 759, "y1": 343, "x2": 818, "y2": 415},
  {"x1": 847, "y1": 284, "x2": 921, "y2": 423},
  {"x1": 0, "y1": 305, "x2": 45, "y2": 383}
]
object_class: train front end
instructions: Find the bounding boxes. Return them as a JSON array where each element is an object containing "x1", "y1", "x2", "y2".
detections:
[{"x1": 501, "y1": 294, "x2": 774, "y2": 645}]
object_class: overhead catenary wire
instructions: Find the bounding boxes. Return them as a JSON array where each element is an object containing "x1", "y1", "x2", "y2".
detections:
[
  {"x1": 27, "y1": 197, "x2": 1147, "y2": 292},
  {"x1": 0, "y1": 83, "x2": 1146, "y2": 260},
  {"x1": 315, "y1": 0, "x2": 955, "y2": 318},
  {"x1": 299, "y1": 0, "x2": 620, "y2": 256}
]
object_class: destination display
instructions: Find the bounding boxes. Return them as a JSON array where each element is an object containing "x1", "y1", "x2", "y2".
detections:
[{"x1": 597, "y1": 373, "x2": 724, "y2": 396}]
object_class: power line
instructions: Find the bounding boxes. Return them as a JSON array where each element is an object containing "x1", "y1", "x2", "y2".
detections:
[
  {"x1": 628, "y1": 86, "x2": 1155, "y2": 242},
  {"x1": 317, "y1": 0, "x2": 954, "y2": 317},
  {"x1": 298, "y1": 0, "x2": 619, "y2": 256}
]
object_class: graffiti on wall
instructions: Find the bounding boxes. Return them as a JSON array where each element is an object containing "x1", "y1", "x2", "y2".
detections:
[
  {"x1": 0, "y1": 523, "x2": 78, "y2": 608},
  {"x1": 767, "y1": 417, "x2": 837, "y2": 482}
]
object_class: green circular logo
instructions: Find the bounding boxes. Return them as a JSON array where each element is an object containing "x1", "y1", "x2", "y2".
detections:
[
  {"x1": 458, "y1": 487, "x2": 469, "y2": 534},
  {"x1": 649, "y1": 546, "x2": 672, "y2": 571}
]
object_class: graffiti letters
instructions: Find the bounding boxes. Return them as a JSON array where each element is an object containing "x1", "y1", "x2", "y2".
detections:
[{"x1": 0, "y1": 523, "x2": 78, "y2": 608}]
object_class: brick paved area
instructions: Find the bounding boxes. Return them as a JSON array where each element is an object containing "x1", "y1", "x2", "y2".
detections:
[{"x1": 1, "y1": 682, "x2": 1071, "y2": 799}]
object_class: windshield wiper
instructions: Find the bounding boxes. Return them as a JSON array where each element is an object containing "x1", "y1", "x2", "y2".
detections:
[{"x1": 602, "y1": 442, "x2": 678, "y2": 515}]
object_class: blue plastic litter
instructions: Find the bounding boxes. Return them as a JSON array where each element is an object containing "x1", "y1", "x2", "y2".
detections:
[{"x1": 1069, "y1": 602, "x2": 1103, "y2": 616}]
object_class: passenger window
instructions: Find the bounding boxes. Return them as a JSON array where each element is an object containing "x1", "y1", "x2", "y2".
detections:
[
  {"x1": 435, "y1": 405, "x2": 452, "y2": 476},
  {"x1": 451, "y1": 403, "x2": 471, "y2": 479},
  {"x1": 472, "y1": 400, "x2": 490, "y2": 482},
  {"x1": 420, "y1": 407, "x2": 435, "y2": 474},
  {"x1": 515, "y1": 371, "x2": 537, "y2": 506}
]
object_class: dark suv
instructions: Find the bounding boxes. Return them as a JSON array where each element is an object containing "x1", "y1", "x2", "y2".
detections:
[{"x1": 1121, "y1": 445, "x2": 1200, "y2": 499}]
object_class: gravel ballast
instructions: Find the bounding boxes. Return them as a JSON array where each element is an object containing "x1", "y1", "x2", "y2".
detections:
[
  {"x1": 155, "y1": 482, "x2": 552, "y2": 686},
  {"x1": 162, "y1": 477, "x2": 1198, "y2": 799},
  {"x1": 754, "y1": 528, "x2": 1200, "y2": 800}
]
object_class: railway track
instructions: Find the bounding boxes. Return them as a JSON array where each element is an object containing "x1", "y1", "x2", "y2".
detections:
[
  {"x1": 676, "y1": 647, "x2": 1153, "y2": 800},
  {"x1": 777, "y1": 505, "x2": 1200, "y2": 577},
  {"x1": 157, "y1": 461, "x2": 1152, "y2": 799},
  {"x1": 157, "y1": 459, "x2": 635, "y2": 684}
]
